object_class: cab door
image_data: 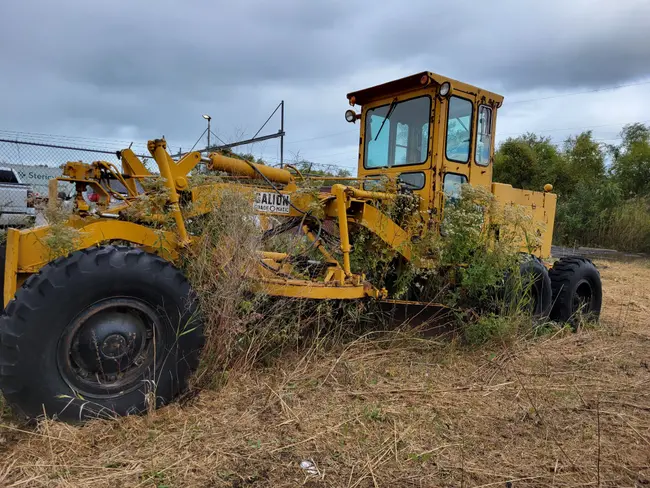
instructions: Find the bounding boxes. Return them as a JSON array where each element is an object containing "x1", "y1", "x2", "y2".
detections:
[
  {"x1": 438, "y1": 95, "x2": 474, "y2": 210},
  {"x1": 468, "y1": 103, "x2": 496, "y2": 189}
]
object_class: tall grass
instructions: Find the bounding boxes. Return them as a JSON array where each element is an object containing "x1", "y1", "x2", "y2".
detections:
[
  {"x1": 597, "y1": 198, "x2": 650, "y2": 253},
  {"x1": 180, "y1": 186, "x2": 375, "y2": 387}
]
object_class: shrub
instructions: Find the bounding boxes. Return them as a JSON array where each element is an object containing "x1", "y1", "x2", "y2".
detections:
[{"x1": 597, "y1": 197, "x2": 650, "y2": 253}]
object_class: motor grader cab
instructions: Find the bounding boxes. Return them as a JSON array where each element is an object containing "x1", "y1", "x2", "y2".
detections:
[
  {"x1": 0, "y1": 71, "x2": 602, "y2": 422},
  {"x1": 345, "y1": 72, "x2": 556, "y2": 258}
]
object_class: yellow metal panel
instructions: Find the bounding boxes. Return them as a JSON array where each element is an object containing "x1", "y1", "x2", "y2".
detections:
[
  {"x1": 174, "y1": 151, "x2": 202, "y2": 181},
  {"x1": 262, "y1": 280, "x2": 374, "y2": 299},
  {"x1": 356, "y1": 202, "x2": 413, "y2": 261},
  {"x1": 542, "y1": 192, "x2": 557, "y2": 259},
  {"x1": 491, "y1": 182, "x2": 556, "y2": 258},
  {"x1": 14, "y1": 220, "x2": 178, "y2": 274},
  {"x1": 3, "y1": 229, "x2": 20, "y2": 307},
  {"x1": 120, "y1": 148, "x2": 151, "y2": 196}
]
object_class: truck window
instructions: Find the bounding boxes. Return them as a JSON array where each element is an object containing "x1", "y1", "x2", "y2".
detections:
[
  {"x1": 445, "y1": 97, "x2": 473, "y2": 163},
  {"x1": 364, "y1": 96, "x2": 431, "y2": 169},
  {"x1": 475, "y1": 105, "x2": 492, "y2": 166},
  {"x1": 0, "y1": 168, "x2": 19, "y2": 183}
]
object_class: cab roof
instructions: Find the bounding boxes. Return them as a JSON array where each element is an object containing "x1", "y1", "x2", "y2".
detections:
[{"x1": 346, "y1": 71, "x2": 504, "y2": 106}]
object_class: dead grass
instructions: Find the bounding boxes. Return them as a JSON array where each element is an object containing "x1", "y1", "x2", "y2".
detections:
[{"x1": 0, "y1": 258, "x2": 649, "y2": 487}]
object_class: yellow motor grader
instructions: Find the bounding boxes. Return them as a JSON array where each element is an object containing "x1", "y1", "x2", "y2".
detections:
[{"x1": 0, "y1": 71, "x2": 602, "y2": 421}]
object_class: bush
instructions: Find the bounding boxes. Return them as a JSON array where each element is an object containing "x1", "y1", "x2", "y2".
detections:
[
  {"x1": 181, "y1": 186, "x2": 373, "y2": 387},
  {"x1": 597, "y1": 197, "x2": 650, "y2": 253},
  {"x1": 463, "y1": 313, "x2": 519, "y2": 346}
]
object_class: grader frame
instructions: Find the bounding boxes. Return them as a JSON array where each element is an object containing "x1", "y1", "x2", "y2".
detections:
[{"x1": 3, "y1": 71, "x2": 557, "y2": 309}]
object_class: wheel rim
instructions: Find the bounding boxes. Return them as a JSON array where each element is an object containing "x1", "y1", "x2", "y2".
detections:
[
  {"x1": 57, "y1": 297, "x2": 163, "y2": 398},
  {"x1": 572, "y1": 279, "x2": 594, "y2": 316}
]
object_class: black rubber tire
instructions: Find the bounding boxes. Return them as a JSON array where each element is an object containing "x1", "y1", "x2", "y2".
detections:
[
  {"x1": 0, "y1": 245, "x2": 204, "y2": 422},
  {"x1": 549, "y1": 257, "x2": 602, "y2": 324},
  {"x1": 505, "y1": 257, "x2": 553, "y2": 318}
]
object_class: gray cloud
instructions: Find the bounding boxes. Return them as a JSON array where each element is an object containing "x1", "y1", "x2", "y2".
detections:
[{"x1": 1, "y1": 0, "x2": 650, "y2": 170}]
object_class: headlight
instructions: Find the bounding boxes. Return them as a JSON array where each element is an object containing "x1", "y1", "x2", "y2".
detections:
[
  {"x1": 345, "y1": 109, "x2": 358, "y2": 123},
  {"x1": 439, "y1": 81, "x2": 451, "y2": 97}
]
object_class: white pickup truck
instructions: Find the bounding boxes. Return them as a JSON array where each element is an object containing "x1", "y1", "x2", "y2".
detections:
[{"x1": 0, "y1": 167, "x2": 36, "y2": 228}]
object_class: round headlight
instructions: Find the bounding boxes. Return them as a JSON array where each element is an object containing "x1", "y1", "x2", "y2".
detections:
[
  {"x1": 439, "y1": 81, "x2": 451, "y2": 97},
  {"x1": 345, "y1": 109, "x2": 357, "y2": 123}
]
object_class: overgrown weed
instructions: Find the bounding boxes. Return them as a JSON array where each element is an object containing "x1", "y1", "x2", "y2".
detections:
[
  {"x1": 43, "y1": 200, "x2": 82, "y2": 259},
  {"x1": 178, "y1": 179, "x2": 556, "y2": 385},
  {"x1": 181, "y1": 186, "x2": 378, "y2": 387}
]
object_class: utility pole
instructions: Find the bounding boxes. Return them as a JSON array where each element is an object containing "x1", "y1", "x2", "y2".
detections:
[
  {"x1": 202, "y1": 114, "x2": 211, "y2": 152},
  {"x1": 280, "y1": 101, "x2": 284, "y2": 168},
  {"x1": 202, "y1": 114, "x2": 212, "y2": 173}
]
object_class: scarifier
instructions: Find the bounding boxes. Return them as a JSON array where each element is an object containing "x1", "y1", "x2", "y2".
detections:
[{"x1": 0, "y1": 71, "x2": 602, "y2": 421}]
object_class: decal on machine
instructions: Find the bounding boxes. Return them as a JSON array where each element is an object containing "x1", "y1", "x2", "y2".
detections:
[{"x1": 254, "y1": 191, "x2": 290, "y2": 214}]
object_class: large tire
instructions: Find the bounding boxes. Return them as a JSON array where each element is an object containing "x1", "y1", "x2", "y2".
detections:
[
  {"x1": 549, "y1": 257, "x2": 602, "y2": 324},
  {"x1": 504, "y1": 257, "x2": 553, "y2": 318},
  {"x1": 0, "y1": 245, "x2": 204, "y2": 422}
]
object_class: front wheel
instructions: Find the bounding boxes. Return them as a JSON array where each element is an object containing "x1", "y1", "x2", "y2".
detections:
[
  {"x1": 549, "y1": 257, "x2": 602, "y2": 325},
  {"x1": 0, "y1": 245, "x2": 204, "y2": 422}
]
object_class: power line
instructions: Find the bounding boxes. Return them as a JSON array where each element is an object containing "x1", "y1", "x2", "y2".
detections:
[
  {"x1": 284, "y1": 130, "x2": 355, "y2": 145},
  {"x1": 507, "y1": 79, "x2": 650, "y2": 105},
  {"x1": 498, "y1": 119, "x2": 650, "y2": 138}
]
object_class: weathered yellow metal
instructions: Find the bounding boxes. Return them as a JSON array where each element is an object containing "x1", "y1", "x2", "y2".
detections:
[
  {"x1": 149, "y1": 139, "x2": 189, "y2": 245},
  {"x1": 332, "y1": 184, "x2": 353, "y2": 276},
  {"x1": 263, "y1": 279, "x2": 380, "y2": 300},
  {"x1": 208, "y1": 152, "x2": 293, "y2": 184},
  {"x1": 491, "y1": 182, "x2": 557, "y2": 258},
  {"x1": 3, "y1": 229, "x2": 20, "y2": 307},
  {"x1": 2, "y1": 70, "x2": 560, "y2": 310},
  {"x1": 355, "y1": 203, "x2": 413, "y2": 261}
]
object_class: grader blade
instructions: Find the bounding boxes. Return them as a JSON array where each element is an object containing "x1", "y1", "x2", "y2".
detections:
[{"x1": 377, "y1": 299, "x2": 456, "y2": 336}]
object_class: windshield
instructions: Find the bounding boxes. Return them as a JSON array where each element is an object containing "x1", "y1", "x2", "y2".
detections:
[{"x1": 364, "y1": 96, "x2": 431, "y2": 169}]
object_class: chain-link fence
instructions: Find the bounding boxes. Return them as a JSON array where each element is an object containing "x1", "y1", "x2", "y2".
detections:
[
  {"x1": 0, "y1": 135, "x2": 353, "y2": 228},
  {"x1": 0, "y1": 138, "x2": 153, "y2": 228}
]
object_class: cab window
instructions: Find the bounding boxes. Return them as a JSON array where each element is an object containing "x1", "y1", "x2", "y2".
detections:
[
  {"x1": 365, "y1": 96, "x2": 431, "y2": 169},
  {"x1": 445, "y1": 97, "x2": 473, "y2": 163},
  {"x1": 443, "y1": 173, "x2": 468, "y2": 204},
  {"x1": 475, "y1": 105, "x2": 492, "y2": 166},
  {"x1": 398, "y1": 172, "x2": 425, "y2": 190}
]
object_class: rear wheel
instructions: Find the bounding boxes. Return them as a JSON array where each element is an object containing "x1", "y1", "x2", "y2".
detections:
[
  {"x1": 504, "y1": 257, "x2": 553, "y2": 319},
  {"x1": 0, "y1": 245, "x2": 204, "y2": 422},
  {"x1": 549, "y1": 257, "x2": 602, "y2": 325}
]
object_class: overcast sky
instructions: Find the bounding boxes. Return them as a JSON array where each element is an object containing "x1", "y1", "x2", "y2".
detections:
[{"x1": 1, "y1": 0, "x2": 650, "y2": 172}]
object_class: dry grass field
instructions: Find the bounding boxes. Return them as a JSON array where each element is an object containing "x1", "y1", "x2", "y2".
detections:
[{"x1": 0, "y1": 258, "x2": 648, "y2": 487}]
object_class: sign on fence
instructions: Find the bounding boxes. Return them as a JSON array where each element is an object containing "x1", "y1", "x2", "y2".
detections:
[{"x1": 2, "y1": 163, "x2": 73, "y2": 195}]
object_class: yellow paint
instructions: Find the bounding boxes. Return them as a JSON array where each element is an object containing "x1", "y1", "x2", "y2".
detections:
[
  {"x1": 3, "y1": 71, "x2": 560, "y2": 307},
  {"x1": 207, "y1": 152, "x2": 293, "y2": 184},
  {"x1": 3, "y1": 229, "x2": 20, "y2": 307}
]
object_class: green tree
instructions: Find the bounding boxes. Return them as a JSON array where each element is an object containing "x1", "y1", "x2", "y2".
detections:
[
  {"x1": 493, "y1": 133, "x2": 563, "y2": 191},
  {"x1": 563, "y1": 131, "x2": 606, "y2": 186},
  {"x1": 610, "y1": 123, "x2": 650, "y2": 197}
]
